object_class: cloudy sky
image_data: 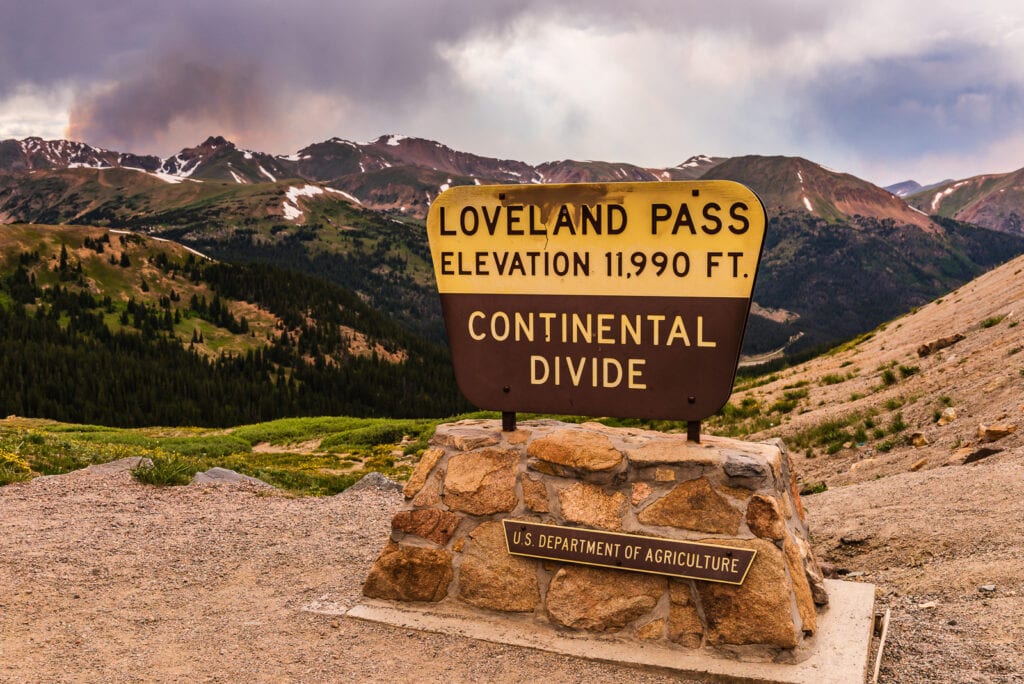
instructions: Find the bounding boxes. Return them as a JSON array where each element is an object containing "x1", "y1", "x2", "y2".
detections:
[{"x1": 2, "y1": 0, "x2": 1024, "y2": 186}]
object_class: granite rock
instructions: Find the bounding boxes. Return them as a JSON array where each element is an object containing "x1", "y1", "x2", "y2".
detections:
[
  {"x1": 363, "y1": 542, "x2": 453, "y2": 602},
  {"x1": 458, "y1": 522, "x2": 539, "y2": 612},
  {"x1": 444, "y1": 448, "x2": 518, "y2": 515},
  {"x1": 547, "y1": 565, "x2": 665, "y2": 631},
  {"x1": 527, "y1": 429, "x2": 623, "y2": 472},
  {"x1": 391, "y1": 509, "x2": 461, "y2": 546},
  {"x1": 558, "y1": 482, "x2": 626, "y2": 531},
  {"x1": 637, "y1": 477, "x2": 742, "y2": 535},
  {"x1": 403, "y1": 448, "x2": 445, "y2": 498}
]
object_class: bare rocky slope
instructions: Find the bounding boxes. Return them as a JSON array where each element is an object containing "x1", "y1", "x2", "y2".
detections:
[
  {"x1": 730, "y1": 252, "x2": 1024, "y2": 681},
  {"x1": 2, "y1": 256, "x2": 1024, "y2": 682}
]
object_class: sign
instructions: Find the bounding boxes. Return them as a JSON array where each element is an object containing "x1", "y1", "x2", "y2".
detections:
[
  {"x1": 426, "y1": 181, "x2": 766, "y2": 421},
  {"x1": 502, "y1": 520, "x2": 756, "y2": 585}
]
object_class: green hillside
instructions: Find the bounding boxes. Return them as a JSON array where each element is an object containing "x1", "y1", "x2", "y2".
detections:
[
  {"x1": 0, "y1": 224, "x2": 468, "y2": 426},
  {"x1": 0, "y1": 169, "x2": 443, "y2": 341}
]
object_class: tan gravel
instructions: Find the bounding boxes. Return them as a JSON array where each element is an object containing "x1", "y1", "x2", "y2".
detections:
[
  {"x1": 4, "y1": 446, "x2": 1021, "y2": 683},
  {"x1": 0, "y1": 464, "x2": 697, "y2": 683}
]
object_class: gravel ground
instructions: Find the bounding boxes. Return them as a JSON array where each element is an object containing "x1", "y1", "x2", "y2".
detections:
[
  {"x1": 805, "y1": 446, "x2": 1024, "y2": 684},
  {"x1": 2, "y1": 447, "x2": 1021, "y2": 683},
  {"x1": 0, "y1": 464, "x2": 698, "y2": 684}
]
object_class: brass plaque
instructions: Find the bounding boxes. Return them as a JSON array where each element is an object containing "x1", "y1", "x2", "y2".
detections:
[
  {"x1": 427, "y1": 181, "x2": 766, "y2": 421},
  {"x1": 502, "y1": 520, "x2": 756, "y2": 585}
]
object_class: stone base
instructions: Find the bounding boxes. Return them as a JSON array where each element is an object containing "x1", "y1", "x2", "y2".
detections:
[
  {"x1": 343, "y1": 579, "x2": 875, "y2": 684},
  {"x1": 363, "y1": 419, "x2": 831, "y2": 658}
]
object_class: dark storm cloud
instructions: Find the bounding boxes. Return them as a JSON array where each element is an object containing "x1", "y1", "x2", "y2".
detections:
[
  {"x1": 3, "y1": 0, "x2": 542, "y2": 152},
  {"x1": 1, "y1": 0, "x2": 836, "y2": 154}
]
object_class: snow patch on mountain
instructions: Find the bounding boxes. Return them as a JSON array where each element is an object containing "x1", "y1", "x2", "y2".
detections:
[
  {"x1": 123, "y1": 166, "x2": 189, "y2": 184},
  {"x1": 931, "y1": 181, "x2": 967, "y2": 211},
  {"x1": 282, "y1": 184, "x2": 326, "y2": 221},
  {"x1": 68, "y1": 161, "x2": 110, "y2": 170},
  {"x1": 325, "y1": 187, "x2": 360, "y2": 205},
  {"x1": 679, "y1": 155, "x2": 713, "y2": 169},
  {"x1": 258, "y1": 166, "x2": 277, "y2": 183}
]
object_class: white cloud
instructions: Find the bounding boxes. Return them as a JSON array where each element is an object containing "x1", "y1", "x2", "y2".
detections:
[
  {"x1": 426, "y1": 1, "x2": 1024, "y2": 182},
  {"x1": 0, "y1": 83, "x2": 74, "y2": 140}
]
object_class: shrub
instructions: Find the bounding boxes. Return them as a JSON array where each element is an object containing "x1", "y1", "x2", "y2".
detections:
[
  {"x1": 820, "y1": 374, "x2": 846, "y2": 386},
  {"x1": 131, "y1": 451, "x2": 197, "y2": 486},
  {"x1": 800, "y1": 481, "x2": 828, "y2": 495},
  {"x1": 770, "y1": 398, "x2": 799, "y2": 414},
  {"x1": 881, "y1": 369, "x2": 897, "y2": 385},
  {"x1": 898, "y1": 365, "x2": 920, "y2": 379},
  {"x1": 981, "y1": 315, "x2": 1006, "y2": 328},
  {"x1": 0, "y1": 449, "x2": 32, "y2": 486},
  {"x1": 320, "y1": 420, "x2": 427, "y2": 449}
]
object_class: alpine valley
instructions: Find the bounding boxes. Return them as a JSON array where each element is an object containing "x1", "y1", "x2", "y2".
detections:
[{"x1": 2, "y1": 134, "x2": 1024, "y2": 426}]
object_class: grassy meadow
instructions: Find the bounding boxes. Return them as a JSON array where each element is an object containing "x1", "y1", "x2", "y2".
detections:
[
  {"x1": 0, "y1": 411, "x2": 700, "y2": 493},
  {"x1": 0, "y1": 413, "x2": 494, "y2": 493}
]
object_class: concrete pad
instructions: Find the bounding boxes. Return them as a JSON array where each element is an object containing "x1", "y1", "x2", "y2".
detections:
[{"x1": 339, "y1": 579, "x2": 875, "y2": 684}]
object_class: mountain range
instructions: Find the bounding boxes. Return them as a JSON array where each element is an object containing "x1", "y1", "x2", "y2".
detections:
[
  {"x1": 8, "y1": 134, "x2": 1024, "y2": 237},
  {"x1": 2, "y1": 133, "x2": 1024, "y2": 375}
]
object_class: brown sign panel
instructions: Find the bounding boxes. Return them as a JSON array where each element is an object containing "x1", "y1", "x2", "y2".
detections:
[
  {"x1": 502, "y1": 520, "x2": 756, "y2": 585},
  {"x1": 427, "y1": 181, "x2": 767, "y2": 422}
]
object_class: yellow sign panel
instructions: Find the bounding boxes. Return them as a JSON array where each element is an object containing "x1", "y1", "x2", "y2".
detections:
[{"x1": 427, "y1": 181, "x2": 765, "y2": 298}]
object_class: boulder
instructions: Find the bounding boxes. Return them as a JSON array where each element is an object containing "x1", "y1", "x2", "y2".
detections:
[
  {"x1": 458, "y1": 522, "x2": 539, "y2": 612},
  {"x1": 546, "y1": 565, "x2": 665, "y2": 631},
  {"x1": 637, "y1": 477, "x2": 742, "y2": 535},
  {"x1": 558, "y1": 483, "x2": 626, "y2": 531},
  {"x1": 917, "y1": 333, "x2": 965, "y2": 357},
  {"x1": 190, "y1": 467, "x2": 274, "y2": 488},
  {"x1": 977, "y1": 424, "x2": 1017, "y2": 442},
  {"x1": 363, "y1": 542, "x2": 453, "y2": 602},
  {"x1": 443, "y1": 448, "x2": 518, "y2": 515},
  {"x1": 527, "y1": 429, "x2": 623, "y2": 472}
]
